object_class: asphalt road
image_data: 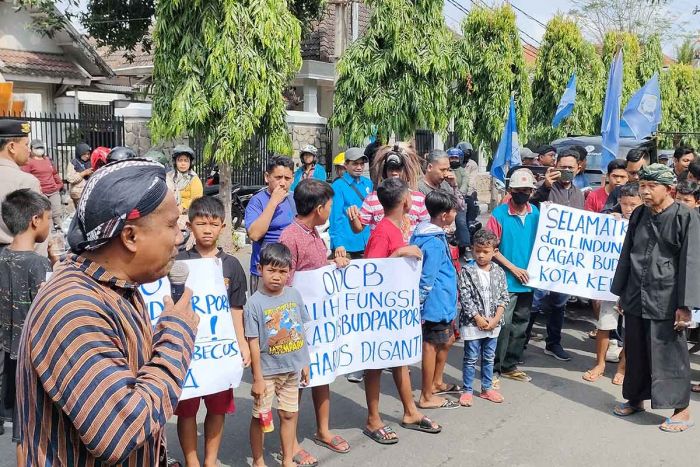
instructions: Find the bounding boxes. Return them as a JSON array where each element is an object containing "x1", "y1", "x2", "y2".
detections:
[{"x1": 2, "y1": 247, "x2": 700, "y2": 466}]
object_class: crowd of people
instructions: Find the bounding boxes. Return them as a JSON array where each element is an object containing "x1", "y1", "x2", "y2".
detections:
[{"x1": 0, "y1": 117, "x2": 699, "y2": 467}]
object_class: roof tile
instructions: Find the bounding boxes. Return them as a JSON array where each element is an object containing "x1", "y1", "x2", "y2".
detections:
[{"x1": 0, "y1": 49, "x2": 86, "y2": 80}]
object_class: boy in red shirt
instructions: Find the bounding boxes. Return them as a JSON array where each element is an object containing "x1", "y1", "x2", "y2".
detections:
[{"x1": 362, "y1": 178, "x2": 441, "y2": 445}]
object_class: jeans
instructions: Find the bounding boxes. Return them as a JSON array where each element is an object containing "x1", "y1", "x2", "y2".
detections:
[
  {"x1": 454, "y1": 209, "x2": 471, "y2": 247},
  {"x1": 532, "y1": 289, "x2": 569, "y2": 347},
  {"x1": 495, "y1": 292, "x2": 533, "y2": 373},
  {"x1": 462, "y1": 337, "x2": 498, "y2": 393}
]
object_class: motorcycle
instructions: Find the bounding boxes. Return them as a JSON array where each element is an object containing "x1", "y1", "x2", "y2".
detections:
[{"x1": 204, "y1": 181, "x2": 263, "y2": 231}]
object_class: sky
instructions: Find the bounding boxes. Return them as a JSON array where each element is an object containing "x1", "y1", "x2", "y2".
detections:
[
  {"x1": 61, "y1": 0, "x2": 698, "y2": 57},
  {"x1": 444, "y1": 0, "x2": 699, "y2": 57}
]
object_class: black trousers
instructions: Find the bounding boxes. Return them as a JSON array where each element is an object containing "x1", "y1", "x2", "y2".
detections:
[{"x1": 623, "y1": 314, "x2": 691, "y2": 409}]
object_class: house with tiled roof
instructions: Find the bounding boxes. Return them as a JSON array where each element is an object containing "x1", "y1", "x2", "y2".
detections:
[
  {"x1": 0, "y1": 1, "x2": 114, "y2": 114},
  {"x1": 95, "y1": 2, "x2": 372, "y2": 162}
]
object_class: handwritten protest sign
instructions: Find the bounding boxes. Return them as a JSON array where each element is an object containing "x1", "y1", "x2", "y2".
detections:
[
  {"x1": 139, "y1": 258, "x2": 243, "y2": 400},
  {"x1": 293, "y1": 258, "x2": 422, "y2": 387},
  {"x1": 526, "y1": 203, "x2": 628, "y2": 301}
]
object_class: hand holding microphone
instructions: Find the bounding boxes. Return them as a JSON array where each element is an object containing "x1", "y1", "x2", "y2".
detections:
[{"x1": 162, "y1": 261, "x2": 199, "y2": 327}]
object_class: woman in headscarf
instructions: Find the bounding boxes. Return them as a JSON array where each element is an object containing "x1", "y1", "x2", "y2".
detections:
[
  {"x1": 165, "y1": 144, "x2": 203, "y2": 215},
  {"x1": 65, "y1": 143, "x2": 94, "y2": 208},
  {"x1": 347, "y1": 143, "x2": 429, "y2": 240}
]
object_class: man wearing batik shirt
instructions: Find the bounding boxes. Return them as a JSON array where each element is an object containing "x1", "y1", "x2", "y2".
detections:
[
  {"x1": 612, "y1": 164, "x2": 700, "y2": 433},
  {"x1": 17, "y1": 159, "x2": 199, "y2": 465}
]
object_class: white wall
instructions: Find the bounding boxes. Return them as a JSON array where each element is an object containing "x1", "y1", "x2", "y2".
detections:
[{"x1": 0, "y1": 4, "x2": 63, "y2": 53}]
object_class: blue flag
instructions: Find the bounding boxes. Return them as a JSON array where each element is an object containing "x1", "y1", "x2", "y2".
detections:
[
  {"x1": 620, "y1": 72, "x2": 661, "y2": 139},
  {"x1": 491, "y1": 96, "x2": 521, "y2": 183},
  {"x1": 600, "y1": 50, "x2": 623, "y2": 171},
  {"x1": 552, "y1": 73, "x2": 577, "y2": 128}
]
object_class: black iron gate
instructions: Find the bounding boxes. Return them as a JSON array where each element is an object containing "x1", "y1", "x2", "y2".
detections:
[
  {"x1": 0, "y1": 111, "x2": 125, "y2": 180},
  {"x1": 414, "y1": 130, "x2": 434, "y2": 156}
]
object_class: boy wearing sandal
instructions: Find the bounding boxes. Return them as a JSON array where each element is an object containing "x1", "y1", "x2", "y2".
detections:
[
  {"x1": 362, "y1": 178, "x2": 442, "y2": 444},
  {"x1": 411, "y1": 190, "x2": 460, "y2": 410},
  {"x1": 457, "y1": 230, "x2": 509, "y2": 407},
  {"x1": 280, "y1": 179, "x2": 351, "y2": 463}
]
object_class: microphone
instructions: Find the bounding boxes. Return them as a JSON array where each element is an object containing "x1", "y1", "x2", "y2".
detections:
[{"x1": 167, "y1": 261, "x2": 190, "y2": 303}]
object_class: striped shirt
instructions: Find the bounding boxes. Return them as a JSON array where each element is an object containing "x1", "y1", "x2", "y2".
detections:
[
  {"x1": 17, "y1": 255, "x2": 198, "y2": 466},
  {"x1": 359, "y1": 190, "x2": 430, "y2": 240}
]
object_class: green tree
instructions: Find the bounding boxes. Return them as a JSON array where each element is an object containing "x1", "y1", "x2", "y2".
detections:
[
  {"x1": 675, "y1": 38, "x2": 698, "y2": 65},
  {"x1": 330, "y1": 0, "x2": 453, "y2": 145},
  {"x1": 658, "y1": 64, "x2": 700, "y2": 148},
  {"x1": 450, "y1": 5, "x2": 532, "y2": 153},
  {"x1": 16, "y1": 0, "x2": 323, "y2": 61},
  {"x1": 602, "y1": 31, "x2": 642, "y2": 107},
  {"x1": 530, "y1": 16, "x2": 604, "y2": 143},
  {"x1": 150, "y1": 0, "x2": 302, "y2": 246},
  {"x1": 637, "y1": 34, "x2": 663, "y2": 83}
]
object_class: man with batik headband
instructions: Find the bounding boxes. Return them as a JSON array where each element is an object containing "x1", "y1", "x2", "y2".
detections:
[
  {"x1": 612, "y1": 164, "x2": 700, "y2": 433},
  {"x1": 17, "y1": 158, "x2": 200, "y2": 465}
]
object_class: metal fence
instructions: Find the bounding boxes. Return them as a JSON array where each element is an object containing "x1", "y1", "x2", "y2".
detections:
[
  {"x1": 194, "y1": 127, "x2": 334, "y2": 187},
  {"x1": 193, "y1": 134, "x2": 274, "y2": 186},
  {"x1": 414, "y1": 130, "x2": 434, "y2": 156},
  {"x1": 0, "y1": 111, "x2": 125, "y2": 180}
]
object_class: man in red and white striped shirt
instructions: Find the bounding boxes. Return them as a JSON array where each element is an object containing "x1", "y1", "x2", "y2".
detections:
[{"x1": 347, "y1": 145, "x2": 429, "y2": 241}]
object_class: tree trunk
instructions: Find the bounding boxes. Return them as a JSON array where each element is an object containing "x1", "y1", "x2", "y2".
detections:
[{"x1": 219, "y1": 161, "x2": 235, "y2": 253}]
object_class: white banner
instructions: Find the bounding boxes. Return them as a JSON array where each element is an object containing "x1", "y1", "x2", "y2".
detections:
[
  {"x1": 139, "y1": 258, "x2": 244, "y2": 400},
  {"x1": 526, "y1": 203, "x2": 628, "y2": 301},
  {"x1": 293, "y1": 258, "x2": 422, "y2": 387}
]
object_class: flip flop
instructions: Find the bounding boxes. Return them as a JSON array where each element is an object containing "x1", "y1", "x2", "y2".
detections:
[
  {"x1": 433, "y1": 383, "x2": 461, "y2": 395},
  {"x1": 613, "y1": 402, "x2": 645, "y2": 417},
  {"x1": 659, "y1": 418, "x2": 695, "y2": 433},
  {"x1": 612, "y1": 373, "x2": 625, "y2": 386},
  {"x1": 501, "y1": 370, "x2": 532, "y2": 382},
  {"x1": 582, "y1": 370, "x2": 604, "y2": 383},
  {"x1": 691, "y1": 383, "x2": 700, "y2": 393},
  {"x1": 418, "y1": 399, "x2": 460, "y2": 410},
  {"x1": 291, "y1": 449, "x2": 318, "y2": 467},
  {"x1": 362, "y1": 426, "x2": 399, "y2": 445},
  {"x1": 400, "y1": 416, "x2": 442, "y2": 434},
  {"x1": 313, "y1": 434, "x2": 350, "y2": 453}
]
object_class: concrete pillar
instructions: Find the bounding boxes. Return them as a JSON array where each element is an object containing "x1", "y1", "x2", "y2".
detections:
[{"x1": 303, "y1": 83, "x2": 319, "y2": 115}]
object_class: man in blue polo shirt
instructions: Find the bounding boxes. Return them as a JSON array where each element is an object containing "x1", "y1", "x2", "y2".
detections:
[
  {"x1": 486, "y1": 168, "x2": 539, "y2": 385},
  {"x1": 330, "y1": 147, "x2": 372, "y2": 259}
]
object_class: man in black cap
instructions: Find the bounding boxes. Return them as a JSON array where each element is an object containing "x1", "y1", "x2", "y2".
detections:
[
  {"x1": 0, "y1": 120, "x2": 39, "y2": 250},
  {"x1": 16, "y1": 159, "x2": 200, "y2": 465},
  {"x1": 536, "y1": 145, "x2": 556, "y2": 168}
]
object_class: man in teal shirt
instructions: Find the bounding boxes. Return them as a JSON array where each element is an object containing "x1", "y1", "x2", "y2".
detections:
[
  {"x1": 330, "y1": 148, "x2": 372, "y2": 258},
  {"x1": 486, "y1": 168, "x2": 539, "y2": 384}
]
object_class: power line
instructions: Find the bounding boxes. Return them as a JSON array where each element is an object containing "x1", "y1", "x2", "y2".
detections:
[
  {"x1": 447, "y1": 0, "x2": 538, "y2": 60},
  {"x1": 510, "y1": 1, "x2": 547, "y2": 29},
  {"x1": 470, "y1": 0, "x2": 541, "y2": 47}
]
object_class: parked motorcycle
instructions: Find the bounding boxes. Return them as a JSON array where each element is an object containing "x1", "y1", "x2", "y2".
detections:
[{"x1": 204, "y1": 181, "x2": 263, "y2": 230}]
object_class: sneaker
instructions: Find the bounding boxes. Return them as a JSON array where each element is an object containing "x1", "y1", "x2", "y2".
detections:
[
  {"x1": 346, "y1": 372, "x2": 364, "y2": 383},
  {"x1": 459, "y1": 392, "x2": 473, "y2": 407},
  {"x1": 479, "y1": 389, "x2": 504, "y2": 403},
  {"x1": 544, "y1": 344, "x2": 572, "y2": 361}
]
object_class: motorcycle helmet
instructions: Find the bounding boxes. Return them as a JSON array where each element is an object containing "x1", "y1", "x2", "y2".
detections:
[
  {"x1": 300, "y1": 144, "x2": 318, "y2": 164},
  {"x1": 333, "y1": 152, "x2": 345, "y2": 166},
  {"x1": 172, "y1": 144, "x2": 195, "y2": 161},
  {"x1": 90, "y1": 146, "x2": 111, "y2": 171},
  {"x1": 457, "y1": 141, "x2": 474, "y2": 162},
  {"x1": 107, "y1": 146, "x2": 137, "y2": 163}
]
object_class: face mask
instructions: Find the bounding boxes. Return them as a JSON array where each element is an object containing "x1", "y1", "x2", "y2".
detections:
[
  {"x1": 511, "y1": 191, "x2": 530, "y2": 205},
  {"x1": 34, "y1": 149, "x2": 45, "y2": 157},
  {"x1": 559, "y1": 169, "x2": 574, "y2": 183},
  {"x1": 449, "y1": 160, "x2": 461, "y2": 169}
]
